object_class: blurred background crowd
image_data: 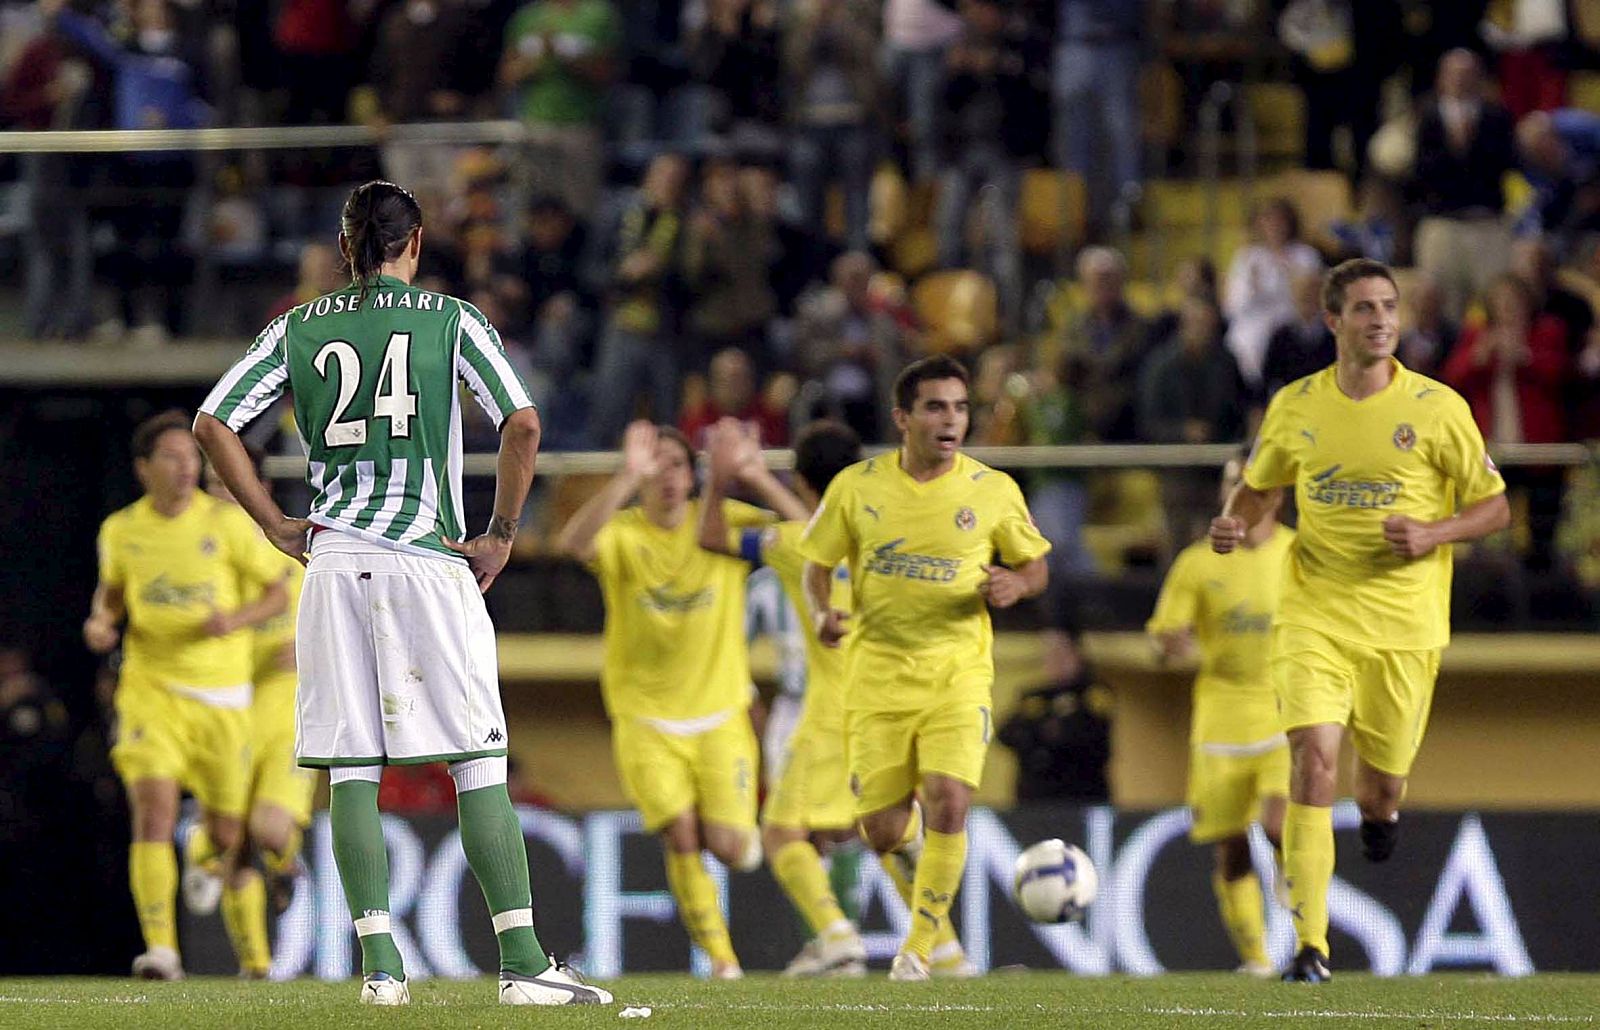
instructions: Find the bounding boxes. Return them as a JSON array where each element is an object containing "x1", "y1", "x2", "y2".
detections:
[{"x1": 5, "y1": 0, "x2": 1600, "y2": 588}]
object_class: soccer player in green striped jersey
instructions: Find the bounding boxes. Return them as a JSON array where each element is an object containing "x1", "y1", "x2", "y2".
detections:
[{"x1": 194, "y1": 181, "x2": 612, "y2": 1007}]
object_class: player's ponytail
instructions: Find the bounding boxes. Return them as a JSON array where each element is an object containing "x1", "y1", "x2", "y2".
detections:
[{"x1": 339, "y1": 180, "x2": 423, "y2": 304}]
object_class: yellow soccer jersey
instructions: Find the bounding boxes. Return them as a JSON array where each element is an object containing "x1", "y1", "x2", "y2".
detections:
[
  {"x1": 251, "y1": 544, "x2": 304, "y2": 701},
  {"x1": 799, "y1": 450, "x2": 1051, "y2": 708},
  {"x1": 752, "y1": 520, "x2": 851, "y2": 725},
  {"x1": 97, "y1": 493, "x2": 287, "y2": 689},
  {"x1": 1245, "y1": 361, "x2": 1505, "y2": 650},
  {"x1": 594, "y1": 498, "x2": 773, "y2": 721},
  {"x1": 1146, "y1": 525, "x2": 1294, "y2": 745}
]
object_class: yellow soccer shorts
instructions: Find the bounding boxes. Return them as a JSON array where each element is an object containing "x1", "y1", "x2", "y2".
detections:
[
  {"x1": 1187, "y1": 743, "x2": 1290, "y2": 844},
  {"x1": 762, "y1": 710, "x2": 854, "y2": 832},
  {"x1": 1271, "y1": 623, "x2": 1442, "y2": 777},
  {"x1": 612, "y1": 712, "x2": 759, "y2": 834},
  {"x1": 111, "y1": 667, "x2": 252, "y2": 818},
  {"x1": 846, "y1": 649, "x2": 994, "y2": 818},
  {"x1": 250, "y1": 674, "x2": 317, "y2": 826}
]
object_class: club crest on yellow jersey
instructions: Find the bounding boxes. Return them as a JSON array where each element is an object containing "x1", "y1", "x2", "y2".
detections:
[
  {"x1": 955, "y1": 506, "x2": 977, "y2": 531},
  {"x1": 1393, "y1": 423, "x2": 1417, "y2": 451}
]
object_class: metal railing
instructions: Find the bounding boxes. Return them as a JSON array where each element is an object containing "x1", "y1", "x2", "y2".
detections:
[{"x1": 0, "y1": 120, "x2": 528, "y2": 154}]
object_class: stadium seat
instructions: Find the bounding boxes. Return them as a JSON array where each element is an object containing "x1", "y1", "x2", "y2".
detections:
[
  {"x1": 1019, "y1": 170, "x2": 1087, "y2": 256},
  {"x1": 1266, "y1": 169, "x2": 1352, "y2": 241},
  {"x1": 1246, "y1": 83, "x2": 1307, "y2": 162},
  {"x1": 1569, "y1": 71, "x2": 1600, "y2": 114},
  {"x1": 911, "y1": 269, "x2": 998, "y2": 355}
]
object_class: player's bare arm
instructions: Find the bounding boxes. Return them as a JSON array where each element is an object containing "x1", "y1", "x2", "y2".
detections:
[
  {"x1": 83, "y1": 581, "x2": 124, "y2": 653},
  {"x1": 443, "y1": 406, "x2": 542, "y2": 593},
  {"x1": 979, "y1": 558, "x2": 1048, "y2": 610},
  {"x1": 1151, "y1": 627, "x2": 1197, "y2": 664},
  {"x1": 202, "y1": 575, "x2": 288, "y2": 637},
  {"x1": 803, "y1": 560, "x2": 850, "y2": 647},
  {"x1": 553, "y1": 420, "x2": 659, "y2": 563},
  {"x1": 193, "y1": 412, "x2": 313, "y2": 562},
  {"x1": 1211, "y1": 481, "x2": 1279, "y2": 554},
  {"x1": 1382, "y1": 492, "x2": 1511, "y2": 560}
]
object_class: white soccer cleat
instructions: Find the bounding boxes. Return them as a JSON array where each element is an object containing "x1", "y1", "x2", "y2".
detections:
[
  {"x1": 499, "y1": 958, "x2": 614, "y2": 1005},
  {"x1": 131, "y1": 947, "x2": 184, "y2": 981},
  {"x1": 1237, "y1": 960, "x2": 1278, "y2": 979},
  {"x1": 710, "y1": 960, "x2": 744, "y2": 981},
  {"x1": 181, "y1": 862, "x2": 222, "y2": 916},
  {"x1": 782, "y1": 930, "x2": 867, "y2": 978},
  {"x1": 888, "y1": 952, "x2": 930, "y2": 982},
  {"x1": 360, "y1": 972, "x2": 410, "y2": 1005},
  {"x1": 929, "y1": 940, "x2": 980, "y2": 979}
]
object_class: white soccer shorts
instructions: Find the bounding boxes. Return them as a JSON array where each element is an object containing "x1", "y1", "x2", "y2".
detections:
[{"x1": 295, "y1": 530, "x2": 509, "y2": 767}]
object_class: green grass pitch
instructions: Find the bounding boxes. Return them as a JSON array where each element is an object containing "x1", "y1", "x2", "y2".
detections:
[{"x1": 2, "y1": 973, "x2": 1597, "y2": 1029}]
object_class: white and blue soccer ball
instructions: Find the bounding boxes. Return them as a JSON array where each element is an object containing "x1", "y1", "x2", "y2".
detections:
[{"x1": 1012, "y1": 838, "x2": 1097, "y2": 924}]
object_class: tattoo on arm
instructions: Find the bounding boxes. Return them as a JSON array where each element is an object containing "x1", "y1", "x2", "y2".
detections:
[{"x1": 489, "y1": 514, "x2": 519, "y2": 543}]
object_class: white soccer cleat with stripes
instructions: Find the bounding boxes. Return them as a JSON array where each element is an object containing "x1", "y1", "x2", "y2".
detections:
[
  {"x1": 130, "y1": 947, "x2": 184, "y2": 981},
  {"x1": 888, "y1": 952, "x2": 930, "y2": 982},
  {"x1": 499, "y1": 958, "x2": 614, "y2": 1005},
  {"x1": 359, "y1": 972, "x2": 410, "y2": 1005}
]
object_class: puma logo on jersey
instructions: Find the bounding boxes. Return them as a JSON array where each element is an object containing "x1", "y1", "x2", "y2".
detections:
[
  {"x1": 1300, "y1": 429, "x2": 1317, "y2": 446},
  {"x1": 863, "y1": 504, "x2": 882, "y2": 520},
  {"x1": 1416, "y1": 387, "x2": 1439, "y2": 399}
]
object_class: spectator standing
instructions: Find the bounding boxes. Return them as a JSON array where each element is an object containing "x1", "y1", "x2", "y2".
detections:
[
  {"x1": 935, "y1": 0, "x2": 1039, "y2": 336},
  {"x1": 1260, "y1": 269, "x2": 1336, "y2": 401},
  {"x1": 689, "y1": 0, "x2": 784, "y2": 139},
  {"x1": 1412, "y1": 48, "x2": 1517, "y2": 321},
  {"x1": 1223, "y1": 198, "x2": 1323, "y2": 392},
  {"x1": 740, "y1": 160, "x2": 827, "y2": 317},
  {"x1": 1052, "y1": 0, "x2": 1142, "y2": 237},
  {"x1": 500, "y1": 0, "x2": 620, "y2": 218},
  {"x1": 683, "y1": 157, "x2": 779, "y2": 371},
  {"x1": 1059, "y1": 246, "x2": 1150, "y2": 443},
  {"x1": 881, "y1": 0, "x2": 961, "y2": 185},
  {"x1": 783, "y1": 0, "x2": 882, "y2": 254},
  {"x1": 272, "y1": 0, "x2": 359, "y2": 124},
  {"x1": 1509, "y1": 237, "x2": 1594, "y2": 357},
  {"x1": 996, "y1": 629, "x2": 1111, "y2": 803},
  {"x1": 1137, "y1": 296, "x2": 1243, "y2": 446},
  {"x1": 1396, "y1": 273, "x2": 1456, "y2": 377},
  {"x1": 1515, "y1": 108, "x2": 1600, "y2": 245},
  {"x1": 368, "y1": 0, "x2": 479, "y2": 205},
  {"x1": 678, "y1": 347, "x2": 791, "y2": 447},
  {"x1": 587, "y1": 153, "x2": 690, "y2": 447},
  {"x1": 1277, "y1": 0, "x2": 1402, "y2": 178},
  {"x1": 793, "y1": 251, "x2": 906, "y2": 441}
]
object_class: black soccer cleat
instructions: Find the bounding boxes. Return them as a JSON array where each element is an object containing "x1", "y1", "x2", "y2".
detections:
[
  {"x1": 1282, "y1": 946, "x2": 1332, "y2": 983},
  {"x1": 1360, "y1": 817, "x2": 1399, "y2": 863}
]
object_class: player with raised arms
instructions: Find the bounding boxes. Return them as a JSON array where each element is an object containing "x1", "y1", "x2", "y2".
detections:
[
  {"x1": 1148, "y1": 451, "x2": 1292, "y2": 977},
  {"x1": 1212, "y1": 258, "x2": 1509, "y2": 982},
  {"x1": 85, "y1": 410, "x2": 290, "y2": 980},
  {"x1": 553, "y1": 420, "x2": 771, "y2": 980},
  {"x1": 194, "y1": 180, "x2": 611, "y2": 1006},
  {"x1": 696, "y1": 417, "x2": 871, "y2": 976},
  {"x1": 799, "y1": 355, "x2": 1052, "y2": 980}
]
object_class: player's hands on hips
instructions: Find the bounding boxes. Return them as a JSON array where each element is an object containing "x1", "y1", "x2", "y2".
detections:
[
  {"x1": 621, "y1": 420, "x2": 661, "y2": 482},
  {"x1": 444, "y1": 515, "x2": 518, "y2": 593},
  {"x1": 814, "y1": 608, "x2": 850, "y2": 648},
  {"x1": 980, "y1": 564, "x2": 1027, "y2": 609},
  {"x1": 1382, "y1": 514, "x2": 1438, "y2": 559},
  {"x1": 82, "y1": 614, "x2": 119, "y2": 654},
  {"x1": 266, "y1": 516, "x2": 314, "y2": 564},
  {"x1": 1210, "y1": 515, "x2": 1245, "y2": 554}
]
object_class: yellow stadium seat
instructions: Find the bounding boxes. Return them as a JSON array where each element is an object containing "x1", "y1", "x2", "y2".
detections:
[
  {"x1": 891, "y1": 226, "x2": 938, "y2": 279},
  {"x1": 1267, "y1": 169, "x2": 1352, "y2": 237},
  {"x1": 1019, "y1": 169, "x2": 1087, "y2": 256},
  {"x1": 1568, "y1": 71, "x2": 1600, "y2": 112},
  {"x1": 1140, "y1": 61, "x2": 1184, "y2": 150},
  {"x1": 912, "y1": 269, "x2": 998, "y2": 355},
  {"x1": 1123, "y1": 280, "x2": 1164, "y2": 318},
  {"x1": 1246, "y1": 83, "x2": 1306, "y2": 161}
]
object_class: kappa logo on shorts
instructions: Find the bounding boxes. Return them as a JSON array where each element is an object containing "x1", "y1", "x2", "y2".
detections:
[
  {"x1": 954, "y1": 506, "x2": 977, "y2": 531},
  {"x1": 484, "y1": 728, "x2": 504, "y2": 744},
  {"x1": 1393, "y1": 423, "x2": 1417, "y2": 451}
]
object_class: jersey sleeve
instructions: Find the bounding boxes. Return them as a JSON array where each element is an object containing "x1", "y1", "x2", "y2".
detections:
[
  {"x1": 589, "y1": 516, "x2": 628, "y2": 584},
  {"x1": 455, "y1": 299, "x2": 536, "y2": 428},
  {"x1": 97, "y1": 516, "x2": 124, "y2": 589},
  {"x1": 798, "y1": 474, "x2": 855, "y2": 567},
  {"x1": 228, "y1": 511, "x2": 289, "y2": 591},
  {"x1": 991, "y1": 474, "x2": 1053, "y2": 567},
  {"x1": 723, "y1": 498, "x2": 778, "y2": 530},
  {"x1": 1145, "y1": 547, "x2": 1200, "y2": 634},
  {"x1": 1434, "y1": 391, "x2": 1507, "y2": 507},
  {"x1": 1244, "y1": 388, "x2": 1298, "y2": 491},
  {"x1": 200, "y1": 313, "x2": 291, "y2": 431}
]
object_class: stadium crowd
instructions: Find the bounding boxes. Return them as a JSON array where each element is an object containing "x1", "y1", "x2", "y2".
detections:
[{"x1": 5, "y1": 0, "x2": 1600, "y2": 577}]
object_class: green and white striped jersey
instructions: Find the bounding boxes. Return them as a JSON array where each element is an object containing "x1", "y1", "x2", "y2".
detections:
[{"x1": 200, "y1": 274, "x2": 535, "y2": 561}]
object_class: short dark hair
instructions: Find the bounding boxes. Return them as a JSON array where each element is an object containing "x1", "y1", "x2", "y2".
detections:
[
  {"x1": 1323, "y1": 258, "x2": 1398, "y2": 314},
  {"x1": 654, "y1": 424, "x2": 694, "y2": 468},
  {"x1": 793, "y1": 420, "x2": 862, "y2": 496},
  {"x1": 132, "y1": 409, "x2": 193, "y2": 461},
  {"x1": 893, "y1": 355, "x2": 970, "y2": 412}
]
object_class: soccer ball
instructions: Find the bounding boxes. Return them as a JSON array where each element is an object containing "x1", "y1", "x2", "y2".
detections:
[{"x1": 1013, "y1": 838, "x2": 1097, "y2": 924}]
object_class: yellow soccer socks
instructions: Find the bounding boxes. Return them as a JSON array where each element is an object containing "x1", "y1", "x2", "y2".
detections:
[
  {"x1": 902, "y1": 829, "x2": 967, "y2": 962},
  {"x1": 129, "y1": 841, "x2": 179, "y2": 952},
  {"x1": 664, "y1": 850, "x2": 738, "y2": 968},
  {"x1": 222, "y1": 872, "x2": 272, "y2": 977},
  {"x1": 771, "y1": 839, "x2": 848, "y2": 939},
  {"x1": 1213, "y1": 871, "x2": 1269, "y2": 968},
  {"x1": 1284, "y1": 802, "x2": 1335, "y2": 956}
]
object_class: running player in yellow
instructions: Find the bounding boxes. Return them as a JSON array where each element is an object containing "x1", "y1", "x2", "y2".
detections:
[
  {"x1": 696, "y1": 417, "x2": 869, "y2": 976},
  {"x1": 83, "y1": 410, "x2": 289, "y2": 980},
  {"x1": 1212, "y1": 259, "x2": 1510, "y2": 982},
  {"x1": 554, "y1": 420, "x2": 771, "y2": 979},
  {"x1": 800, "y1": 356, "x2": 1052, "y2": 980},
  {"x1": 1148, "y1": 453, "x2": 1292, "y2": 977},
  {"x1": 183, "y1": 449, "x2": 317, "y2": 979}
]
